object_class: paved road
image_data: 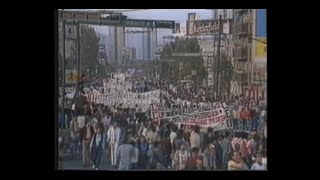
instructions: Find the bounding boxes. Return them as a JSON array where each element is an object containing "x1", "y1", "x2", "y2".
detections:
[
  {"x1": 61, "y1": 152, "x2": 174, "y2": 171},
  {"x1": 62, "y1": 151, "x2": 114, "y2": 170}
]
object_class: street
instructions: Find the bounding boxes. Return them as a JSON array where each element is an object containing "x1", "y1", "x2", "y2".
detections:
[{"x1": 62, "y1": 152, "x2": 113, "y2": 170}]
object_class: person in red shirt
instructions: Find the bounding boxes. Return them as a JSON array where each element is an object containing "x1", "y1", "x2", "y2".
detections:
[{"x1": 184, "y1": 147, "x2": 199, "y2": 170}]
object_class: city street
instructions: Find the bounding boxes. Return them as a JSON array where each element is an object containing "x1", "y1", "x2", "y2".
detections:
[
  {"x1": 62, "y1": 153, "x2": 113, "y2": 170},
  {"x1": 58, "y1": 9, "x2": 267, "y2": 171}
]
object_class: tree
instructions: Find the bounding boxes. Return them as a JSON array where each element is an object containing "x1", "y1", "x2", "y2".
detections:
[
  {"x1": 80, "y1": 25, "x2": 100, "y2": 75},
  {"x1": 160, "y1": 37, "x2": 207, "y2": 87},
  {"x1": 217, "y1": 52, "x2": 234, "y2": 96}
]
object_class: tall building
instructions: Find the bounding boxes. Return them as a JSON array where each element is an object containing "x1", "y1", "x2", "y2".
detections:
[
  {"x1": 231, "y1": 9, "x2": 254, "y2": 96},
  {"x1": 251, "y1": 9, "x2": 267, "y2": 100},
  {"x1": 130, "y1": 47, "x2": 137, "y2": 60},
  {"x1": 188, "y1": 10, "x2": 233, "y2": 90},
  {"x1": 141, "y1": 28, "x2": 156, "y2": 60},
  {"x1": 108, "y1": 26, "x2": 125, "y2": 64}
]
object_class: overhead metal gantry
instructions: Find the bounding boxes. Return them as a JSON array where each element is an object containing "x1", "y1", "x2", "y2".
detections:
[
  {"x1": 59, "y1": 9, "x2": 175, "y2": 65},
  {"x1": 58, "y1": 9, "x2": 175, "y2": 29},
  {"x1": 59, "y1": 9, "x2": 176, "y2": 98}
]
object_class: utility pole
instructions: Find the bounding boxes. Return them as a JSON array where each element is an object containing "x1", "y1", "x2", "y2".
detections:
[
  {"x1": 61, "y1": 11, "x2": 66, "y2": 126},
  {"x1": 148, "y1": 28, "x2": 151, "y2": 60},
  {"x1": 212, "y1": 33, "x2": 216, "y2": 99},
  {"x1": 215, "y1": 15, "x2": 223, "y2": 100},
  {"x1": 76, "y1": 22, "x2": 81, "y2": 97}
]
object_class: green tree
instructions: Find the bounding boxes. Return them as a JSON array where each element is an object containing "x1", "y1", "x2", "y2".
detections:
[
  {"x1": 80, "y1": 25, "x2": 100, "y2": 75},
  {"x1": 217, "y1": 52, "x2": 234, "y2": 96},
  {"x1": 160, "y1": 37, "x2": 206, "y2": 87}
]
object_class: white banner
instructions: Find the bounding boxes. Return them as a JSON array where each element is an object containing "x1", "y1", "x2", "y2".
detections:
[{"x1": 153, "y1": 102, "x2": 233, "y2": 132}]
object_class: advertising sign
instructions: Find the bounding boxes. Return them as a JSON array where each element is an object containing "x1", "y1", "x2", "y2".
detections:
[{"x1": 187, "y1": 19, "x2": 230, "y2": 36}]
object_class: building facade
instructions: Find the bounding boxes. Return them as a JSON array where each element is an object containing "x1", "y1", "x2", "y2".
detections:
[
  {"x1": 231, "y1": 9, "x2": 267, "y2": 100},
  {"x1": 231, "y1": 9, "x2": 254, "y2": 96},
  {"x1": 108, "y1": 26, "x2": 125, "y2": 64},
  {"x1": 188, "y1": 10, "x2": 233, "y2": 92}
]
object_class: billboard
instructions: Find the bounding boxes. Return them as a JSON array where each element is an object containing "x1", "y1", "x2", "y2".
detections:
[
  {"x1": 187, "y1": 19, "x2": 231, "y2": 36},
  {"x1": 255, "y1": 37, "x2": 266, "y2": 58},
  {"x1": 254, "y1": 9, "x2": 267, "y2": 70}
]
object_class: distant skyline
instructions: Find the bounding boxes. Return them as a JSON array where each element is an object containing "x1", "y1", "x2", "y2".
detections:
[
  {"x1": 94, "y1": 9, "x2": 213, "y2": 34},
  {"x1": 92, "y1": 9, "x2": 213, "y2": 60}
]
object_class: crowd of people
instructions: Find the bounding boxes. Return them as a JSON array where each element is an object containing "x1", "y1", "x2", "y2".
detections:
[{"x1": 58, "y1": 74, "x2": 267, "y2": 171}]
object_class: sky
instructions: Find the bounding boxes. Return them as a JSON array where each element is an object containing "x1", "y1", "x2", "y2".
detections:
[
  {"x1": 91, "y1": 9, "x2": 213, "y2": 59},
  {"x1": 256, "y1": 9, "x2": 266, "y2": 37},
  {"x1": 94, "y1": 9, "x2": 213, "y2": 34}
]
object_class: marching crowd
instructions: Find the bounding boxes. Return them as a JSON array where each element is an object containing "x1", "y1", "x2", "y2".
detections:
[{"x1": 58, "y1": 75, "x2": 267, "y2": 171}]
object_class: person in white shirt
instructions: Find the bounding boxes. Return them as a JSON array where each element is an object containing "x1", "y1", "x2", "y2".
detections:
[
  {"x1": 107, "y1": 122, "x2": 121, "y2": 168},
  {"x1": 77, "y1": 115, "x2": 86, "y2": 129},
  {"x1": 170, "y1": 126, "x2": 178, "y2": 148},
  {"x1": 251, "y1": 152, "x2": 267, "y2": 170},
  {"x1": 187, "y1": 100, "x2": 191, "y2": 112},
  {"x1": 190, "y1": 127, "x2": 201, "y2": 149}
]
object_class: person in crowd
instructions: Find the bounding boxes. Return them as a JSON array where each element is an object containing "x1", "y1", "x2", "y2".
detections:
[
  {"x1": 194, "y1": 155, "x2": 206, "y2": 170},
  {"x1": 89, "y1": 125, "x2": 105, "y2": 170},
  {"x1": 131, "y1": 141, "x2": 140, "y2": 170},
  {"x1": 190, "y1": 125, "x2": 201, "y2": 149},
  {"x1": 70, "y1": 117, "x2": 81, "y2": 159},
  {"x1": 160, "y1": 130, "x2": 172, "y2": 168},
  {"x1": 212, "y1": 137, "x2": 223, "y2": 170},
  {"x1": 82, "y1": 122, "x2": 93, "y2": 168},
  {"x1": 173, "y1": 143, "x2": 190, "y2": 170},
  {"x1": 138, "y1": 129, "x2": 149, "y2": 169},
  {"x1": 146, "y1": 125, "x2": 160, "y2": 149},
  {"x1": 148, "y1": 141, "x2": 164, "y2": 169},
  {"x1": 117, "y1": 139, "x2": 135, "y2": 170},
  {"x1": 107, "y1": 121, "x2": 121, "y2": 169},
  {"x1": 58, "y1": 129, "x2": 64, "y2": 169},
  {"x1": 240, "y1": 107, "x2": 250, "y2": 131},
  {"x1": 228, "y1": 150, "x2": 248, "y2": 170},
  {"x1": 185, "y1": 147, "x2": 200, "y2": 170},
  {"x1": 247, "y1": 133, "x2": 260, "y2": 166},
  {"x1": 220, "y1": 132, "x2": 232, "y2": 169},
  {"x1": 251, "y1": 151, "x2": 267, "y2": 170}
]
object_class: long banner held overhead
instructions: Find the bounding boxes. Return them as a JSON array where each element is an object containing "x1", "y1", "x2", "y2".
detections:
[
  {"x1": 156, "y1": 102, "x2": 233, "y2": 132},
  {"x1": 85, "y1": 87, "x2": 160, "y2": 112}
]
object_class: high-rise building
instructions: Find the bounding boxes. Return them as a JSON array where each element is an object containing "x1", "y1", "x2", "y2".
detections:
[
  {"x1": 108, "y1": 26, "x2": 125, "y2": 64},
  {"x1": 251, "y1": 9, "x2": 267, "y2": 100},
  {"x1": 131, "y1": 47, "x2": 137, "y2": 60},
  {"x1": 232, "y1": 9, "x2": 253, "y2": 95}
]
